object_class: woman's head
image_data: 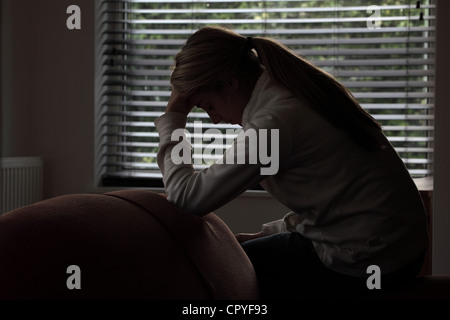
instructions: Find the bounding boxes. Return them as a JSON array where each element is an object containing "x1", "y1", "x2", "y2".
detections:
[
  {"x1": 170, "y1": 26, "x2": 262, "y2": 94},
  {"x1": 170, "y1": 26, "x2": 263, "y2": 124}
]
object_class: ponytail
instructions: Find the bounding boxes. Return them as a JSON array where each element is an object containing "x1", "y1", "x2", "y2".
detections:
[{"x1": 250, "y1": 36, "x2": 386, "y2": 151}]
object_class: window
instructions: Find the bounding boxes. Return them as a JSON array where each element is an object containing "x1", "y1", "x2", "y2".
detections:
[{"x1": 96, "y1": 0, "x2": 435, "y2": 187}]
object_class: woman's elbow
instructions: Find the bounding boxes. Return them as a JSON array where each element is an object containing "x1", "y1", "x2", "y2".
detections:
[{"x1": 166, "y1": 192, "x2": 211, "y2": 217}]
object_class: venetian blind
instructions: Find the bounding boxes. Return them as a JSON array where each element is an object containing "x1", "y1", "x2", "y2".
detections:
[{"x1": 96, "y1": 0, "x2": 435, "y2": 186}]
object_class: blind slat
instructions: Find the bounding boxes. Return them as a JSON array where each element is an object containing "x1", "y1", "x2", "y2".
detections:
[
  {"x1": 107, "y1": 4, "x2": 434, "y2": 14},
  {"x1": 107, "y1": 47, "x2": 434, "y2": 57},
  {"x1": 104, "y1": 36, "x2": 435, "y2": 47},
  {"x1": 108, "y1": 58, "x2": 434, "y2": 67},
  {"x1": 109, "y1": 26, "x2": 434, "y2": 35}
]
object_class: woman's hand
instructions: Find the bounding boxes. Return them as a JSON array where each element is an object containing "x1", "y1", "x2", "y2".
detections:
[
  {"x1": 234, "y1": 232, "x2": 265, "y2": 243},
  {"x1": 165, "y1": 89, "x2": 195, "y2": 115}
]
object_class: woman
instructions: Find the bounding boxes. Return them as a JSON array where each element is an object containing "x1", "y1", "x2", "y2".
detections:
[{"x1": 155, "y1": 26, "x2": 429, "y2": 299}]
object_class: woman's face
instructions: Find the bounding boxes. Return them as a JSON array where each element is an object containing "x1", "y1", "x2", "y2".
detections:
[
  {"x1": 189, "y1": 79, "x2": 250, "y2": 125},
  {"x1": 190, "y1": 91, "x2": 243, "y2": 125}
]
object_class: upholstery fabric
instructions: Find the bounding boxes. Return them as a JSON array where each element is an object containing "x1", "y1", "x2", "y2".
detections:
[{"x1": 0, "y1": 190, "x2": 259, "y2": 300}]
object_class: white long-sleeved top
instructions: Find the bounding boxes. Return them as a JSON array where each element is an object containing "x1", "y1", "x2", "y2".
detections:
[{"x1": 155, "y1": 70, "x2": 429, "y2": 277}]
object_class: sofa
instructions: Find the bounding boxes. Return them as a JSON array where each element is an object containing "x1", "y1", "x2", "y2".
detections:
[
  {"x1": 0, "y1": 190, "x2": 259, "y2": 299},
  {"x1": 0, "y1": 189, "x2": 449, "y2": 300}
]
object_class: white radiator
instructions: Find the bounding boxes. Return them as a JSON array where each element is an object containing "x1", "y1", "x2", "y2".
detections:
[{"x1": 1, "y1": 157, "x2": 43, "y2": 214}]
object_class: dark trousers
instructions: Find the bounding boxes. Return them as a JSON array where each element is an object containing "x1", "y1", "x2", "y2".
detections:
[{"x1": 240, "y1": 232, "x2": 425, "y2": 300}]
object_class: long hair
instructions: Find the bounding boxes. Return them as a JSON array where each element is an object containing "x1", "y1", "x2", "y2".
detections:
[{"x1": 170, "y1": 26, "x2": 386, "y2": 150}]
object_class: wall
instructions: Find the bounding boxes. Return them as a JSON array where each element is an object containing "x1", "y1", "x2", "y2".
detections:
[
  {"x1": 432, "y1": 0, "x2": 450, "y2": 274},
  {"x1": 1, "y1": 0, "x2": 95, "y2": 198},
  {"x1": 1, "y1": 0, "x2": 449, "y2": 273}
]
